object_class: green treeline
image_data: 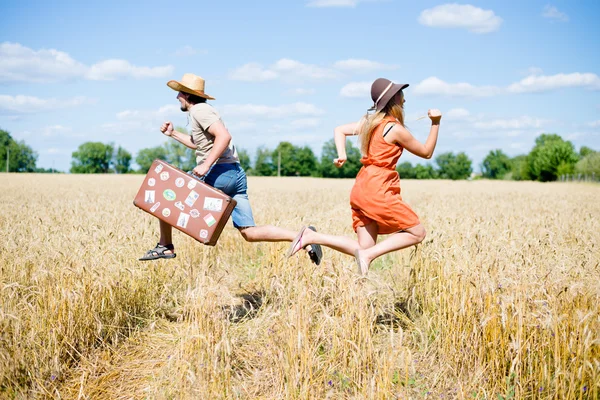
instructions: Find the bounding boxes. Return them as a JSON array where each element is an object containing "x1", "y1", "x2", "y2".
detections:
[{"x1": 2, "y1": 127, "x2": 598, "y2": 181}]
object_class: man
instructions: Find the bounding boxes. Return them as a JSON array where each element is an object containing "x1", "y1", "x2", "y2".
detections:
[{"x1": 140, "y1": 73, "x2": 322, "y2": 264}]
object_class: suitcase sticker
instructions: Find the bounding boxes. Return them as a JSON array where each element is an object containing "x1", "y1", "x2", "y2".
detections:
[{"x1": 133, "y1": 160, "x2": 237, "y2": 246}]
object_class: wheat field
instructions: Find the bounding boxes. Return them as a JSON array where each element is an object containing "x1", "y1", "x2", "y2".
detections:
[{"x1": 0, "y1": 173, "x2": 598, "y2": 399}]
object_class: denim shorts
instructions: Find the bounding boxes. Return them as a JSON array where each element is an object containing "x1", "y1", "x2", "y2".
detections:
[{"x1": 197, "y1": 163, "x2": 256, "y2": 228}]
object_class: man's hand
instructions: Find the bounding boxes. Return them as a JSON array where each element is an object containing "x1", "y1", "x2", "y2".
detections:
[
  {"x1": 160, "y1": 121, "x2": 174, "y2": 136},
  {"x1": 192, "y1": 163, "x2": 210, "y2": 177},
  {"x1": 333, "y1": 156, "x2": 347, "y2": 168}
]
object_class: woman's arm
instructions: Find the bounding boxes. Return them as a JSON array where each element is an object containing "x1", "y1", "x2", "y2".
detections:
[
  {"x1": 387, "y1": 109, "x2": 441, "y2": 159},
  {"x1": 333, "y1": 120, "x2": 363, "y2": 167}
]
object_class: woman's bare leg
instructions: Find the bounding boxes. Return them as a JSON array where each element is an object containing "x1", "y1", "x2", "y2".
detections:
[
  {"x1": 356, "y1": 223, "x2": 378, "y2": 249},
  {"x1": 355, "y1": 224, "x2": 426, "y2": 271},
  {"x1": 290, "y1": 227, "x2": 360, "y2": 256}
]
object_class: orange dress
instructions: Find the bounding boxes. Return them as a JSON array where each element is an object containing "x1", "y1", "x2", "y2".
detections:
[{"x1": 350, "y1": 116, "x2": 420, "y2": 234}]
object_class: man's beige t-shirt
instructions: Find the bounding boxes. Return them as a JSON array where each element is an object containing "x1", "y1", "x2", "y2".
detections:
[{"x1": 189, "y1": 103, "x2": 239, "y2": 165}]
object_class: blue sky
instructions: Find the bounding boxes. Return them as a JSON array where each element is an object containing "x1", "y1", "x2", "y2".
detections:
[{"x1": 1, "y1": 0, "x2": 599, "y2": 172}]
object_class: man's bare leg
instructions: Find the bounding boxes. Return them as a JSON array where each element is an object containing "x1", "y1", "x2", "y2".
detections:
[
  {"x1": 238, "y1": 225, "x2": 297, "y2": 242},
  {"x1": 158, "y1": 220, "x2": 174, "y2": 254}
]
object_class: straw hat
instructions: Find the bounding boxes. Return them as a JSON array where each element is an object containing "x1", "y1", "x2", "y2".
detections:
[
  {"x1": 167, "y1": 73, "x2": 215, "y2": 100},
  {"x1": 370, "y1": 78, "x2": 408, "y2": 112}
]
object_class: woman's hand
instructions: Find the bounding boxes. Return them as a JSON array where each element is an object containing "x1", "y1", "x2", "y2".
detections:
[
  {"x1": 428, "y1": 109, "x2": 442, "y2": 124},
  {"x1": 160, "y1": 121, "x2": 174, "y2": 136},
  {"x1": 333, "y1": 156, "x2": 347, "y2": 168}
]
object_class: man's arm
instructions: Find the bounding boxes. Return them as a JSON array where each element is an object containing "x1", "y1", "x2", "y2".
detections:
[
  {"x1": 190, "y1": 120, "x2": 232, "y2": 177},
  {"x1": 202, "y1": 120, "x2": 231, "y2": 167},
  {"x1": 160, "y1": 121, "x2": 197, "y2": 149}
]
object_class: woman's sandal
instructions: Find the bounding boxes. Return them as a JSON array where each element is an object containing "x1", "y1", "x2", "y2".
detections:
[
  {"x1": 306, "y1": 226, "x2": 323, "y2": 265},
  {"x1": 286, "y1": 225, "x2": 323, "y2": 266},
  {"x1": 139, "y1": 243, "x2": 176, "y2": 261}
]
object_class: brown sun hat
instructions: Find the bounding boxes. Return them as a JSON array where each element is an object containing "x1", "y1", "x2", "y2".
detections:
[
  {"x1": 167, "y1": 73, "x2": 215, "y2": 100},
  {"x1": 370, "y1": 78, "x2": 409, "y2": 112}
]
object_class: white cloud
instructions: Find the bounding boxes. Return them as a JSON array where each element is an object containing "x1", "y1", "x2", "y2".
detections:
[
  {"x1": 446, "y1": 108, "x2": 471, "y2": 120},
  {"x1": 0, "y1": 42, "x2": 86, "y2": 83},
  {"x1": 85, "y1": 60, "x2": 173, "y2": 81},
  {"x1": 288, "y1": 88, "x2": 316, "y2": 96},
  {"x1": 542, "y1": 5, "x2": 569, "y2": 22},
  {"x1": 42, "y1": 125, "x2": 73, "y2": 137},
  {"x1": 0, "y1": 42, "x2": 173, "y2": 83},
  {"x1": 230, "y1": 57, "x2": 396, "y2": 83},
  {"x1": 509, "y1": 142, "x2": 527, "y2": 150},
  {"x1": 45, "y1": 148, "x2": 69, "y2": 155},
  {"x1": 333, "y1": 59, "x2": 398, "y2": 73},
  {"x1": 524, "y1": 67, "x2": 544, "y2": 76},
  {"x1": 413, "y1": 77, "x2": 502, "y2": 97},
  {"x1": 115, "y1": 104, "x2": 180, "y2": 121},
  {"x1": 340, "y1": 81, "x2": 371, "y2": 98},
  {"x1": 228, "y1": 62, "x2": 279, "y2": 82},
  {"x1": 0, "y1": 94, "x2": 91, "y2": 114},
  {"x1": 588, "y1": 120, "x2": 600, "y2": 128},
  {"x1": 307, "y1": 0, "x2": 374, "y2": 7},
  {"x1": 273, "y1": 59, "x2": 338, "y2": 79},
  {"x1": 221, "y1": 102, "x2": 325, "y2": 119},
  {"x1": 290, "y1": 118, "x2": 321, "y2": 129},
  {"x1": 101, "y1": 104, "x2": 183, "y2": 135},
  {"x1": 473, "y1": 116, "x2": 549, "y2": 130},
  {"x1": 172, "y1": 45, "x2": 206, "y2": 57},
  {"x1": 508, "y1": 72, "x2": 600, "y2": 93},
  {"x1": 229, "y1": 59, "x2": 339, "y2": 82},
  {"x1": 418, "y1": 4, "x2": 503, "y2": 34}
]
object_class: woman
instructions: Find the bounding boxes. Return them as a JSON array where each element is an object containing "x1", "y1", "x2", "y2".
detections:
[{"x1": 287, "y1": 78, "x2": 441, "y2": 274}]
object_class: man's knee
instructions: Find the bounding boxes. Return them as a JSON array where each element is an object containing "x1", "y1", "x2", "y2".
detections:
[{"x1": 238, "y1": 227, "x2": 256, "y2": 242}]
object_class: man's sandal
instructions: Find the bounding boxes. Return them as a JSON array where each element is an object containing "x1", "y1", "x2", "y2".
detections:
[{"x1": 139, "y1": 243, "x2": 176, "y2": 261}]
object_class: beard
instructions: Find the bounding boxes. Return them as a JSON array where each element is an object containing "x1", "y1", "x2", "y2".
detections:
[{"x1": 180, "y1": 104, "x2": 188, "y2": 112}]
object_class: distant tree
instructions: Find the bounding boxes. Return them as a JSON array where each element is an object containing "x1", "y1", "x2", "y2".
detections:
[
  {"x1": 481, "y1": 149, "x2": 511, "y2": 179},
  {"x1": 136, "y1": 146, "x2": 168, "y2": 173},
  {"x1": 0, "y1": 128, "x2": 38, "y2": 172},
  {"x1": 165, "y1": 140, "x2": 196, "y2": 171},
  {"x1": 70, "y1": 142, "x2": 114, "y2": 173},
  {"x1": 507, "y1": 155, "x2": 531, "y2": 181},
  {"x1": 435, "y1": 152, "x2": 472, "y2": 180},
  {"x1": 237, "y1": 148, "x2": 252, "y2": 174},
  {"x1": 35, "y1": 167, "x2": 61, "y2": 173},
  {"x1": 162, "y1": 126, "x2": 196, "y2": 171},
  {"x1": 254, "y1": 146, "x2": 275, "y2": 176},
  {"x1": 414, "y1": 163, "x2": 438, "y2": 179},
  {"x1": 272, "y1": 142, "x2": 317, "y2": 176},
  {"x1": 396, "y1": 161, "x2": 416, "y2": 179},
  {"x1": 527, "y1": 134, "x2": 579, "y2": 181},
  {"x1": 575, "y1": 152, "x2": 600, "y2": 176},
  {"x1": 114, "y1": 146, "x2": 132, "y2": 174},
  {"x1": 295, "y1": 145, "x2": 319, "y2": 176},
  {"x1": 321, "y1": 139, "x2": 361, "y2": 178},
  {"x1": 579, "y1": 146, "x2": 596, "y2": 158}
]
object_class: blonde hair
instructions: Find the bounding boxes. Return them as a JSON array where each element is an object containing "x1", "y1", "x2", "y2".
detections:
[{"x1": 358, "y1": 91, "x2": 405, "y2": 155}]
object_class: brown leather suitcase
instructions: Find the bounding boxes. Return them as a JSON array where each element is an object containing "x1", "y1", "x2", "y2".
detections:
[{"x1": 133, "y1": 159, "x2": 237, "y2": 246}]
